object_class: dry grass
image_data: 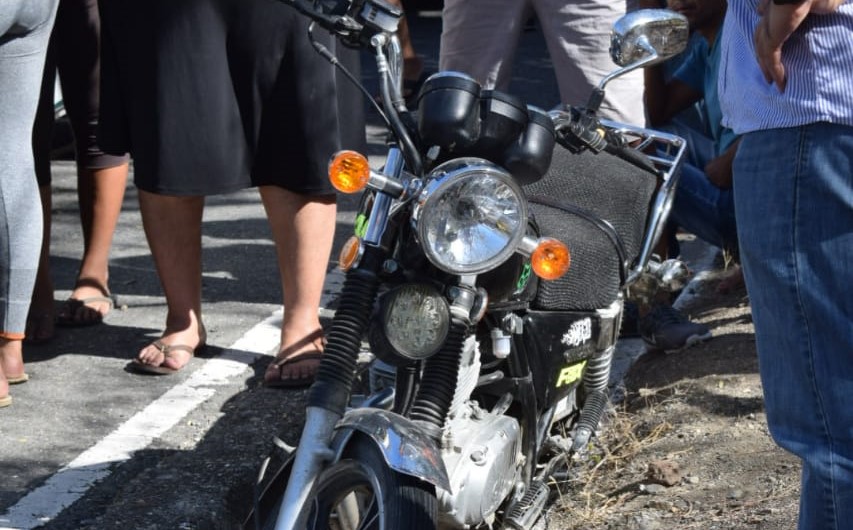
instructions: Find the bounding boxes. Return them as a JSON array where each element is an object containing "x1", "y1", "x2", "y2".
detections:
[{"x1": 546, "y1": 402, "x2": 674, "y2": 529}]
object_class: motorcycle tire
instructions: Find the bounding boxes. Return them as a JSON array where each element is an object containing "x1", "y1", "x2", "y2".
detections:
[{"x1": 262, "y1": 434, "x2": 438, "y2": 530}]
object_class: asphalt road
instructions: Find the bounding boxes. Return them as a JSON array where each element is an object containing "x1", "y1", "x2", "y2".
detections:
[{"x1": 0, "y1": 9, "x2": 712, "y2": 530}]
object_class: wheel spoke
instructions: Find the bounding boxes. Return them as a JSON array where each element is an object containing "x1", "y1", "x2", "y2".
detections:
[{"x1": 355, "y1": 494, "x2": 379, "y2": 530}]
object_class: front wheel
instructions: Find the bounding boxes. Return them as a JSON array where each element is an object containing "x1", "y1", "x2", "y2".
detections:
[{"x1": 263, "y1": 434, "x2": 438, "y2": 530}]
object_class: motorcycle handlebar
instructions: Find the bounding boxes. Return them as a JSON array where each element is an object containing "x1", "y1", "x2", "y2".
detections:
[
  {"x1": 554, "y1": 106, "x2": 658, "y2": 175},
  {"x1": 281, "y1": 0, "x2": 343, "y2": 32},
  {"x1": 280, "y1": 0, "x2": 401, "y2": 47}
]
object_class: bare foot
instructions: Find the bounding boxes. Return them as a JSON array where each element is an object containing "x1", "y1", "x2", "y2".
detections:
[
  {"x1": 57, "y1": 278, "x2": 114, "y2": 326},
  {"x1": 0, "y1": 338, "x2": 24, "y2": 405},
  {"x1": 0, "y1": 364, "x2": 9, "y2": 408},
  {"x1": 131, "y1": 323, "x2": 207, "y2": 374},
  {"x1": 263, "y1": 328, "x2": 324, "y2": 388},
  {"x1": 27, "y1": 272, "x2": 56, "y2": 343},
  {"x1": 25, "y1": 311, "x2": 55, "y2": 345}
]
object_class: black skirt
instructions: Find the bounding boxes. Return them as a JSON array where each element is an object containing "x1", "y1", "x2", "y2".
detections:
[{"x1": 98, "y1": 0, "x2": 365, "y2": 196}]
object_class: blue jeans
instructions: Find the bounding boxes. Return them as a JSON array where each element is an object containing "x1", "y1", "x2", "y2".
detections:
[
  {"x1": 671, "y1": 160, "x2": 737, "y2": 253},
  {"x1": 734, "y1": 123, "x2": 853, "y2": 530}
]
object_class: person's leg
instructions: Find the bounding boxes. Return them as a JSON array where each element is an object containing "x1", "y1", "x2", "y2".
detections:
[
  {"x1": 260, "y1": 186, "x2": 336, "y2": 385},
  {"x1": 0, "y1": 0, "x2": 59, "y2": 403},
  {"x1": 55, "y1": 163, "x2": 129, "y2": 323},
  {"x1": 384, "y1": 0, "x2": 423, "y2": 82},
  {"x1": 670, "y1": 161, "x2": 737, "y2": 252},
  {"x1": 537, "y1": 0, "x2": 645, "y2": 125},
  {"x1": 55, "y1": 0, "x2": 129, "y2": 325},
  {"x1": 734, "y1": 124, "x2": 853, "y2": 530},
  {"x1": 27, "y1": 184, "x2": 56, "y2": 343},
  {"x1": 28, "y1": 10, "x2": 61, "y2": 343},
  {"x1": 439, "y1": 0, "x2": 529, "y2": 91},
  {"x1": 132, "y1": 190, "x2": 206, "y2": 372}
]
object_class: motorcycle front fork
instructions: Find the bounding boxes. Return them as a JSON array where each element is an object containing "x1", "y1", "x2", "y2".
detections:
[{"x1": 274, "y1": 261, "x2": 383, "y2": 530}]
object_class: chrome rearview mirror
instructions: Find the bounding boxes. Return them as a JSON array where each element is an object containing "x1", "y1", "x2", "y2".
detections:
[
  {"x1": 583, "y1": 9, "x2": 688, "y2": 113},
  {"x1": 610, "y1": 9, "x2": 689, "y2": 67}
]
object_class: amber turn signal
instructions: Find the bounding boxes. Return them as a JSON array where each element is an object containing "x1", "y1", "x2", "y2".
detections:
[
  {"x1": 531, "y1": 238, "x2": 570, "y2": 280},
  {"x1": 329, "y1": 150, "x2": 370, "y2": 193},
  {"x1": 338, "y1": 235, "x2": 363, "y2": 271}
]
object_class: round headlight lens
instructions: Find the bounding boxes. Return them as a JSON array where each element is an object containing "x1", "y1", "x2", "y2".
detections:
[
  {"x1": 415, "y1": 159, "x2": 527, "y2": 274},
  {"x1": 381, "y1": 284, "x2": 450, "y2": 361}
]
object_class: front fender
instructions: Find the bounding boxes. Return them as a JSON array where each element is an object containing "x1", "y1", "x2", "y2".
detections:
[{"x1": 333, "y1": 408, "x2": 451, "y2": 492}]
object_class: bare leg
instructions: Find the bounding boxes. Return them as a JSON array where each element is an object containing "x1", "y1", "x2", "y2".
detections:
[
  {"x1": 133, "y1": 190, "x2": 205, "y2": 371},
  {"x1": 28, "y1": 184, "x2": 56, "y2": 342},
  {"x1": 58, "y1": 163, "x2": 129, "y2": 324},
  {"x1": 260, "y1": 186, "x2": 336, "y2": 384},
  {"x1": 0, "y1": 337, "x2": 26, "y2": 388},
  {"x1": 0, "y1": 339, "x2": 14, "y2": 406}
]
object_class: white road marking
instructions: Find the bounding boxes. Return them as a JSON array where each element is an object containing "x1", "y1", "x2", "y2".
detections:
[{"x1": 0, "y1": 270, "x2": 345, "y2": 530}]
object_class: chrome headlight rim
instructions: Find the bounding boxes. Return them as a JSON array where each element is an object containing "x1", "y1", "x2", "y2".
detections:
[{"x1": 413, "y1": 158, "x2": 529, "y2": 275}]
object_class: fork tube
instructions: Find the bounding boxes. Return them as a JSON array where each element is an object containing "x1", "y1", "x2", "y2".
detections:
[
  {"x1": 274, "y1": 115, "x2": 404, "y2": 530},
  {"x1": 275, "y1": 250, "x2": 386, "y2": 528},
  {"x1": 363, "y1": 148, "x2": 403, "y2": 246}
]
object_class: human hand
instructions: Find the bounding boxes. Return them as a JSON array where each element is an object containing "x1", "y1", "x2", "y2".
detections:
[{"x1": 754, "y1": 0, "x2": 815, "y2": 92}]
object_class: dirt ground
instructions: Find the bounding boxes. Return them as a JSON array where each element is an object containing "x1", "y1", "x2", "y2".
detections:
[{"x1": 547, "y1": 263, "x2": 802, "y2": 530}]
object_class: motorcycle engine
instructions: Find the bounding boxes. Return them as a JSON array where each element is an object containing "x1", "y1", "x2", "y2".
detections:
[{"x1": 437, "y1": 401, "x2": 522, "y2": 528}]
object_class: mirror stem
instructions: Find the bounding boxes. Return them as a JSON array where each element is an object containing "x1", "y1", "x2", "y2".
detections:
[{"x1": 588, "y1": 37, "x2": 659, "y2": 112}]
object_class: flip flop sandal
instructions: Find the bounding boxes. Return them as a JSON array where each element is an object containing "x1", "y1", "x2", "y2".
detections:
[
  {"x1": 0, "y1": 395, "x2": 11, "y2": 408},
  {"x1": 56, "y1": 295, "x2": 115, "y2": 327},
  {"x1": 264, "y1": 352, "x2": 324, "y2": 389},
  {"x1": 6, "y1": 373, "x2": 29, "y2": 385},
  {"x1": 127, "y1": 340, "x2": 206, "y2": 375}
]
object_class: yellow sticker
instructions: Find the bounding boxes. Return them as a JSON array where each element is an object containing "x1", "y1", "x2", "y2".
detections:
[{"x1": 556, "y1": 361, "x2": 587, "y2": 388}]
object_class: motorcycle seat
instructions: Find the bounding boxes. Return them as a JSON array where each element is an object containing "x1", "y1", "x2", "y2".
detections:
[{"x1": 524, "y1": 146, "x2": 658, "y2": 311}]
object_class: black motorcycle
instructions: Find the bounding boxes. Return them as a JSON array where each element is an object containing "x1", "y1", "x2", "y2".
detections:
[{"x1": 247, "y1": 2, "x2": 689, "y2": 529}]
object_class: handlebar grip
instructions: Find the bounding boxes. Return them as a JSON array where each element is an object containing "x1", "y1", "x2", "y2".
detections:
[{"x1": 604, "y1": 142, "x2": 658, "y2": 174}]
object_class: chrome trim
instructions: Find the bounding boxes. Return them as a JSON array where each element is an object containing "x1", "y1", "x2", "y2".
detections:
[
  {"x1": 335, "y1": 408, "x2": 452, "y2": 492},
  {"x1": 363, "y1": 147, "x2": 404, "y2": 246},
  {"x1": 598, "y1": 119, "x2": 687, "y2": 285}
]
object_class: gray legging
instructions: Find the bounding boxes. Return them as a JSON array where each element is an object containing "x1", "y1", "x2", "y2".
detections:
[{"x1": 0, "y1": 0, "x2": 58, "y2": 338}]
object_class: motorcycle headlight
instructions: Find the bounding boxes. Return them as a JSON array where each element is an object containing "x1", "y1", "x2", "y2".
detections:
[
  {"x1": 370, "y1": 283, "x2": 451, "y2": 364},
  {"x1": 413, "y1": 159, "x2": 528, "y2": 275}
]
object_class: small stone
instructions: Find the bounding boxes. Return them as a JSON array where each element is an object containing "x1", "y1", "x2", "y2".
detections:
[
  {"x1": 727, "y1": 489, "x2": 745, "y2": 500},
  {"x1": 641, "y1": 483, "x2": 667, "y2": 494}
]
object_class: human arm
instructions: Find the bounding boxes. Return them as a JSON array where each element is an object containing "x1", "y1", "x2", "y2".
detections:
[
  {"x1": 754, "y1": 0, "x2": 846, "y2": 92},
  {"x1": 704, "y1": 137, "x2": 741, "y2": 189},
  {"x1": 644, "y1": 62, "x2": 704, "y2": 127}
]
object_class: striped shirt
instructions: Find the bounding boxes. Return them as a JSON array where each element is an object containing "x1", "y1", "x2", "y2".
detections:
[{"x1": 718, "y1": 0, "x2": 853, "y2": 134}]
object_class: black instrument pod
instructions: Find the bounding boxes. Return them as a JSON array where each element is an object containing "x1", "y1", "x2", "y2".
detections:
[
  {"x1": 467, "y1": 89, "x2": 529, "y2": 161},
  {"x1": 417, "y1": 71, "x2": 482, "y2": 153},
  {"x1": 501, "y1": 105, "x2": 556, "y2": 185}
]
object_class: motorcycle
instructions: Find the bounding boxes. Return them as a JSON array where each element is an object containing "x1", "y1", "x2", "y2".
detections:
[{"x1": 247, "y1": 2, "x2": 689, "y2": 529}]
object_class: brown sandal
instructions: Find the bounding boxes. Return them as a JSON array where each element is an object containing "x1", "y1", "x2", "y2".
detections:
[
  {"x1": 264, "y1": 329, "x2": 325, "y2": 389},
  {"x1": 128, "y1": 326, "x2": 207, "y2": 375}
]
